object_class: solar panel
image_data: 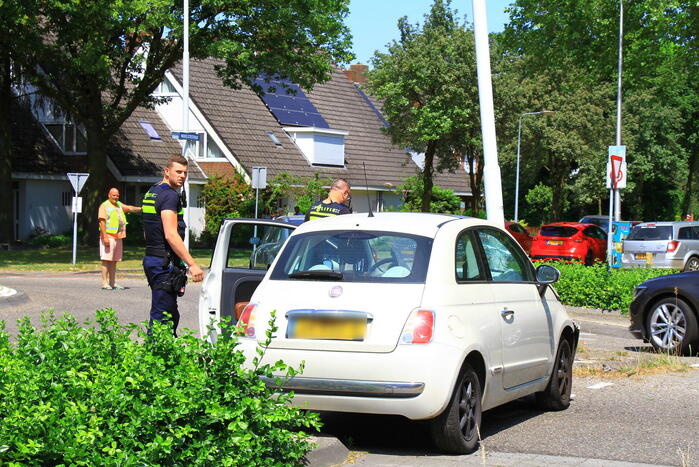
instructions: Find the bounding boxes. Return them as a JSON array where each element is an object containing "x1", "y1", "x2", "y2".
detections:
[{"x1": 253, "y1": 76, "x2": 330, "y2": 129}]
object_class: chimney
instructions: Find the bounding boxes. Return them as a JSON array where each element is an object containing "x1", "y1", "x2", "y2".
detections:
[{"x1": 343, "y1": 64, "x2": 369, "y2": 84}]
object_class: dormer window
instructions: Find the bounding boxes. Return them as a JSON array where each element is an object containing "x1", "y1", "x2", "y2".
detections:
[
  {"x1": 43, "y1": 122, "x2": 87, "y2": 154},
  {"x1": 285, "y1": 126, "x2": 349, "y2": 167}
]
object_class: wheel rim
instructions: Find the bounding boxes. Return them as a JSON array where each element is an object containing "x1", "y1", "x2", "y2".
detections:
[
  {"x1": 649, "y1": 303, "x2": 687, "y2": 351},
  {"x1": 457, "y1": 378, "x2": 478, "y2": 441},
  {"x1": 556, "y1": 344, "x2": 571, "y2": 397},
  {"x1": 687, "y1": 258, "x2": 699, "y2": 271}
]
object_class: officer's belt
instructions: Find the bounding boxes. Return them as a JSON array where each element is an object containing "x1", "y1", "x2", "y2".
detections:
[{"x1": 145, "y1": 247, "x2": 169, "y2": 258}]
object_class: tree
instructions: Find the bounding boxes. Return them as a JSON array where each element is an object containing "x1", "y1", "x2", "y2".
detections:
[
  {"x1": 397, "y1": 176, "x2": 461, "y2": 214},
  {"x1": 366, "y1": 0, "x2": 480, "y2": 212},
  {"x1": 9, "y1": 0, "x2": 353, "y2": 243}
]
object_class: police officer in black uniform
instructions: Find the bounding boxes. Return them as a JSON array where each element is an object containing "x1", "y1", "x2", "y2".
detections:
[
  {"x1": 305, "y1": 178, "x2": 352, "y2": 221},
  {"x1": 142, "y1": 155, "x2": 204, "y2": 335}
]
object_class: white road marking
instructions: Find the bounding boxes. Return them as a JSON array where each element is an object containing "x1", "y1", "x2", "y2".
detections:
[
  {"x1": 580, "y1": 332, "x2": 595, "y2": 336},
  {"x1": 691, "y1": 363, "x2": 699, "y2": 368},
  {"x1": 587, "y1": 382, "x2": 614, "y2": 390}
]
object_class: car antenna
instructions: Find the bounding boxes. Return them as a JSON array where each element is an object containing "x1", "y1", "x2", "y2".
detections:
[{"x1": 363, "y1": 162, "x2": 374, "y2": 217}]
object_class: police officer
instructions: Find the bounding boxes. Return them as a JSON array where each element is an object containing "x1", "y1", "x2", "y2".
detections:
[
  {"x1": 305, "y1": 178, "x2": 352, "y2": 221},
  {"x1": 142, "y1": 155, "x2": 204, "y2": 335}
]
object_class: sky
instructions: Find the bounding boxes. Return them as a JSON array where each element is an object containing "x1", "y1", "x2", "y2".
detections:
[{"x1": 347, "y1": 0, "x2": 513, "y2": 66}]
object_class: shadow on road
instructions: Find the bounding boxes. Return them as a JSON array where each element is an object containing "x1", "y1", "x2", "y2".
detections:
[{"x1": 317, "y1": 395, "x2": 544, "y2": 455}]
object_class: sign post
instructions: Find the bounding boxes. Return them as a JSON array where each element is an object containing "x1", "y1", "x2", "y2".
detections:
[
  {"x1": 66, "y1": 172, "x2": 89, "y2": 265},
  {"x1": 171, "y1": 132, "x2": 201, "y2": 248},
  {"x1": 251, "y1": 167, "x2": 267, "y2": 218},
  {"x1": 606, "y1": 146, "x2": 626, "y2": 267}
]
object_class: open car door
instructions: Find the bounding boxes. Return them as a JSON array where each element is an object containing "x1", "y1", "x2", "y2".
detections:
[{"x1": 199, "y1": 218, "x2": 298, "y2": 341}]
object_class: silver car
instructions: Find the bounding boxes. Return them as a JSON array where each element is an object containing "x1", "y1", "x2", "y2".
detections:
[{"x1": 621, "y1": 221, "x2": 699, "y2": 272}]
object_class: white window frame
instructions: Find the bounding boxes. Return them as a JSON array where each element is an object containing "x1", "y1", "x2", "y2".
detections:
[{"x1": 41, "y1": 121, "x2": 88, "y2": 155}]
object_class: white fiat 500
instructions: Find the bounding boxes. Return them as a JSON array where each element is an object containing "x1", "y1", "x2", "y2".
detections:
[{"x1": 199, "y1": 212, "x2": 579, "y2": 454}]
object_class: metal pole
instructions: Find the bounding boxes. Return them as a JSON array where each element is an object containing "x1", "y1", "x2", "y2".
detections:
[
  {"x1": 182, "y1": 0, "x2": 191, "y2": 248},
  {"x1": 71, "y1": 208, "x2": 77, "y2": 265},
  {"x1": 614, "y1": 0, "x2": 624, "y2": 222},
  {"x1": 472, "y1": 0, "x2": 504, "y2": 226},
  {"x1": 514, "y1": 116, "x2": 523, "y2": 222}
]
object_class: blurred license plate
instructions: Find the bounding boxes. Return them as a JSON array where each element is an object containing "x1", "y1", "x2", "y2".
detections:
[
  {"x1": 546, "y1": 240, "x2": 563, "y2": 246},
  {"x1": 635, "y1": 253, "x2": 650, "y2": 260},
  {"x1": 289, "y1": 318, "x2": 366, "y2": 340}
]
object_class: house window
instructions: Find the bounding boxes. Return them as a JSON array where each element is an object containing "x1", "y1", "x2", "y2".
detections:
[
  {"x1": 44, "y1": 123, "x2": 87, "y2": 153},
  {"x1": 61, "y1": 191, "x2": 71, "y2": 206},
  {"x1": 153, "y1": 79, "x2": 178, "y2": 95},
  {"x1": 188, "y1": 133, "x2": 226, "y2": 159}
]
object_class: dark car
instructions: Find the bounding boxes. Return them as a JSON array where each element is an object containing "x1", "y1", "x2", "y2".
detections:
[
  {"x1": 629, "y1": 271, "x2": 699, "y2": 355},
  {"x1": 505, "y1": 221, "x2": 533, "y2": 255},
  {"x1": 530, "y1": 222, "x2": 607, "y2": 265}
]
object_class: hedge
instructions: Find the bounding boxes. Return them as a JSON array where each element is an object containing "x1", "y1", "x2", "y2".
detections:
[
  {"x1": 545, "y1": 261, "x2": 679, "y2": 311},
  {"x1": 0, "y1": 310, "x2": 319, "y2": 466}
]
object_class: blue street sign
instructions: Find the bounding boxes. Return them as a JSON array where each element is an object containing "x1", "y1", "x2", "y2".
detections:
[{"x1": 171, "y1": 131, "x2": 201, "y2": 141}]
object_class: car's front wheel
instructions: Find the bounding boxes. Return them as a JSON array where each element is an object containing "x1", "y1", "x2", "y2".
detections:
[
  {"x1": 429, "y1": 363, "x2": 482, "y2": 454},
  {"x1": 646, "y1": 297, "x2": 698, "y2": 355},
  {"x1": 536, "y1": 338, "x2": 573, "y2": 411}
]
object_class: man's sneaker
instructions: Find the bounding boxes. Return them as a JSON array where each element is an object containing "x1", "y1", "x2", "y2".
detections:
[
  {"x1": 112, "y1": 285, "x2": 126, "y2": 290},
  {"x1": 101, "y1": 285, "x2": 113, "y2": 290}
]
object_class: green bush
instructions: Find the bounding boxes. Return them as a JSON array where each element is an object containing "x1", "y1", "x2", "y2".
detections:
[
  {"x1": 544, "y1": 261, "x2": 679, "y2": 311},
  {"x1": 397, "y1": 176, "x2": 461, "y2": 213},
  {"x1": 0, "y1": 310, "x2": 319, "y2": 465},
  {"x1": 29, "y1": 234, "x2": 71, "y2": 248}
]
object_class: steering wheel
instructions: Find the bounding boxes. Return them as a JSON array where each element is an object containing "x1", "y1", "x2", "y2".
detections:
[{"x1": 368, "y1": 258, "x2": 398, "y2": 275}]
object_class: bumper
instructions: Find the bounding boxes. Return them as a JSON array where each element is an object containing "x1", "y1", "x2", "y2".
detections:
[
  {"x1": 621, "y1": 255, "x2": 683, "y2": 270},
  {"x1": 531, "y1": 255, "x2": 577, "y2": 262},
  {"x1": 238, "y1": 339, "x2": 466, "y2": 420}
]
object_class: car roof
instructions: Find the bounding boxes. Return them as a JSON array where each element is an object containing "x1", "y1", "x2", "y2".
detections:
[
  {"x1": 634, "y1": 220, "x2": 699, "y2": 227},
  {"x1": 542, "y1": 222, "x2": 590, "y2": 228},
  {"x1": 291, "y1": 212, "x2": 500, "y2": 237}
]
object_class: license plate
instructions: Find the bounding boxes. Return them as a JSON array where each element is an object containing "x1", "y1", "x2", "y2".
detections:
[
  {"x1": 288, "y1": 317, "x2": 366, "y2": 340},
  {"x1": 546, "y1": 240, "x2": 563, "y2": 246},
  {"x1": 635, "y1": 253, "x2": 650, "y2": 260}
]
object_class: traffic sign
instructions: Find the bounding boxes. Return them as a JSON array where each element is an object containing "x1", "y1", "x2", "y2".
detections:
[
  {"x1": 606, "y1": 146, "x2": 627, "y2": 189},
  {"x1": 171, "y1": 131, "x2": 201, "y2": 141},
  {"x1": 66, "y1": 172, "x2": 89, "y2": 194},
  {"x1": 252, "y1": 166, "x2": 267, "y2": 189}
]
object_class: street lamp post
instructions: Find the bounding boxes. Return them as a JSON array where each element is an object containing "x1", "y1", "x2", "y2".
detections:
[{"x1": 514, "y1": 110, "x2": 555, "y2": 222}]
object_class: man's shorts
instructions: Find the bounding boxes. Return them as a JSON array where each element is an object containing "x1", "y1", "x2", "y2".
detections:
[{"x1": 100, "y1": 236, "x2": 123, "y2": 262}]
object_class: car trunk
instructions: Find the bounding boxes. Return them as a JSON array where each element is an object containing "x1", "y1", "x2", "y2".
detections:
[
  {"x1": 251, "y1": 280, "x2": 425, "y2": 353},
  {"x1": 622, "y1": 226, "x2": 673, "y2": 263},
  {"x1": 536, "y1": 226, "x2": 578, "y2": 253}
]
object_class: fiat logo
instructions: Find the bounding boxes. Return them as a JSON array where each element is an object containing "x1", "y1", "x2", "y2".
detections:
[{"x1": 329, "y1": 286, "x2": 343, "y2": 298}]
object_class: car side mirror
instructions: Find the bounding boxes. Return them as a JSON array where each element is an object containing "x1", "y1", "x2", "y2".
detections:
[{"x1": 535, "y1": 264, "x2": 560, "y2": 296}]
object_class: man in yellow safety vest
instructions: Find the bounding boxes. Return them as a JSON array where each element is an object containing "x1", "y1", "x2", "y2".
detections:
[{"x1": 98, "y1": 187, "x2": 141, "y2": 290}]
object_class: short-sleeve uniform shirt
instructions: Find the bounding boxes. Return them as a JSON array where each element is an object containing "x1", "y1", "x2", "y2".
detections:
[
  {"x1": 142, "y1": 183, "x2": 185, "y2": 251},
  {"x1": 304, "y1": 201, "x2": 352, "y2": 221}
]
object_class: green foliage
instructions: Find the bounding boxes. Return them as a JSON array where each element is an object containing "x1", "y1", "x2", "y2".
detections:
[
  {"x1": 265, "y1": 172, "x2": 333, "y2": 214},
  {"x1": 28, "y1": 234, "x2": 70, "y2": 248},
  {"x1": 524, "y1": 183, "x2": 553, "y2": 225},
  {"x1": 123, "y1": 211, "x2": 144, "y2": 247},
  {"x1": 366, "y1": 0, "x2": 481, "y2": 211},
  {"x1": 543, "y1": 261, "x2": 679, "y2": 311},
  {"x1": 0, "y1": 309, "x2": 320, "y2": 465},
  {"x1": 201, "y1": 173, "x2": 254, "y2": 235},
  {"x1": 397, "y1": 176, "x2": 461, "y2": 214}
]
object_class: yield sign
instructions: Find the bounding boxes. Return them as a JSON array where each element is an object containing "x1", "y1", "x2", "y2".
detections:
[{"x1": 67, "y1": 172, "x2": 89, "y2": 194}]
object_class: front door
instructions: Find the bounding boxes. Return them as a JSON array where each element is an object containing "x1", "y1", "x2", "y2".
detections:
[
  {"x1": 199, "y1": 219, "x2": 296, "y2": 340},
  {"x1": 475, "y1": 228, "x2": 552, "y2": 389}
]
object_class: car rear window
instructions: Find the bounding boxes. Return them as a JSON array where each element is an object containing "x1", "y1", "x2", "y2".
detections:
[
  {"x1": 539, "y1": 226, "x2": 578, "y2": 237},
  {"x1": 627, "y1": 226, "x2": 673, "y2": 241},
  {"x1": 270, "y1": 230, "x2": 433, "y2": 283}
]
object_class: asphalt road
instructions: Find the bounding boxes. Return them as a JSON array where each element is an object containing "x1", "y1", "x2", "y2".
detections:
[{"x1": 1, "y1": 272, "x2": 698, "y2": 466}]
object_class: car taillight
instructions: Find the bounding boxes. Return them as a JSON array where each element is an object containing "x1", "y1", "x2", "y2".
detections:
[
  {"x1": 667, "y1": 240, "x2": 680, "y2": 253},
  {"x1": 400, "y1": 309, "x2": 435, "y2": 344},
  {"x1": 237, "y1": 303, "x2": 257, "y2": 338}
]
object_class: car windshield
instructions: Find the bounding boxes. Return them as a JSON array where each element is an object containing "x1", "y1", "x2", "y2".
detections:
[
  {"x1": 627, "y1": 226, "x2": 673, "y2": 241},
  {"x1": 539, "y1": 226, "x2": 578, "y2": 237},
  {"x1": 270, "y1": 230, "x2": 433, "y2": 283}
]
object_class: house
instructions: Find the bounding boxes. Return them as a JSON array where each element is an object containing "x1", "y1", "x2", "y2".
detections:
[{"x1": 8, "y1": 59, "x2": 472, "y2": 241}]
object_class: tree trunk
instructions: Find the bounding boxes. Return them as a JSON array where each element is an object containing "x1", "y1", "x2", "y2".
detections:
[
  {"x1": 680, "y1": 151, "x2": 697, "y2": 218},
  {"x1": 421, "y1": 142, "x2": 436, "y2": 212},
  {"x1": 0, "y1": 54, "x2": 13, "y2": 244},
  {"x1": 80, "y1": 122, "x2": 109, "y2": 246}
]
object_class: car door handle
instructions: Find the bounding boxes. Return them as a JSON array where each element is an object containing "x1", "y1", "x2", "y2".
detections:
[{"x1": 500, "y1": 309, "x2": 515, "y2": 319}]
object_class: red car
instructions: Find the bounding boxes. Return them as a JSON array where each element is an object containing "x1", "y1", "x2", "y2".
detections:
[
  {"x1": 505, "y1": 221, "x2": 533, "y2": 255},
  {"x1": 531, "y1": 222, "x2": 607, "y2": 265}
]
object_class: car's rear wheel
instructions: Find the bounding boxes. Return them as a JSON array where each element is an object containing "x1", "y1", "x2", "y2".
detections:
[
  {"x1": 684, "y1": 256, "x2": 699, "y2": 272},
  {"x1": 584, "y1": 250, "x2": 594, "y2": 266},
  {"x1": 536, "y1": 338, "x2": 573, "y2": 411},
  {"x1": 646, "y1": 297, "x2": 698, "y2": 355},
  {"x1": 429, "y1": 364, "x2": 482, "y2": 454}
]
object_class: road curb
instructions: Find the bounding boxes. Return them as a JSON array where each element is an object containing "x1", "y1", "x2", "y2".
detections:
[{"x1": 304, "y1": 434, "x2": 349, "y2": 467}]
